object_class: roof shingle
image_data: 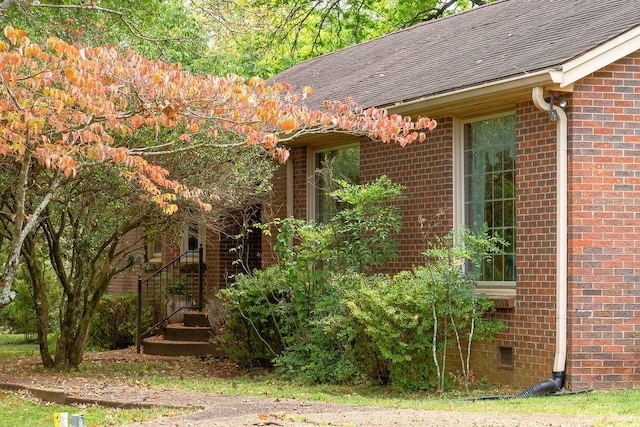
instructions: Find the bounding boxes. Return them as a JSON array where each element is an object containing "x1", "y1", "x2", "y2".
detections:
[{"x1": 272, "y1": 0, "x2": 640, "y2": 109}]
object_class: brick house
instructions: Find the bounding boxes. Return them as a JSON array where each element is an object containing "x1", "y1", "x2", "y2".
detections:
[{"x1": 265, "y1": 0, "x2": 640, "y2": 391}]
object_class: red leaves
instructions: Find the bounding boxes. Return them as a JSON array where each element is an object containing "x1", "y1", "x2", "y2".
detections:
[
  {"x1": 0, "y1": 26, "x2": 436, "y2": 216},
  {"x1": 3, "y1": 27, "x2": 26, "y2": 45},
  {"x1": 130, "y1": 116, "x2": 145, "y2": 130}
]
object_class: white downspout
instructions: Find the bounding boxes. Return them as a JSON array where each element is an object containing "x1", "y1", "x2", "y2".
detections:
[{"x1": 532, "y1": 86, "x2": 568, "y2": 375}]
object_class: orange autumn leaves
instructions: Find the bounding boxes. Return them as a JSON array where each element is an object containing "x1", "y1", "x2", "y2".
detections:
[{"x1": 0, "y1": 26, "x2": 436, "y2": 214}]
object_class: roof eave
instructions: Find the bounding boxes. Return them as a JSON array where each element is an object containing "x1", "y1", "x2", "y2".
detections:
[
  {"x1": 388, "y1": 70, "x2": 560, "y2": 117},
  {"x1": 559, "y1": 24, "x2": 640, "y2": 87},
  {"x1": 388, "y1": 25, "x2": 640, "y2": 118}
]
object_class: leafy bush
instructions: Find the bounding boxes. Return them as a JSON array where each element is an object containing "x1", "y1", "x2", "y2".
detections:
[
  {"x1": 344, "y1": 227, "x2": 506, "y2": 391},
  {"x1": 88, "y1": 292, "x2": 151, "y2": 350},
  {"x1": 328, "y1": 176, "x2": 403, "y2": 271},
  {"x1": 222, "y1": 177, "x2": 404, "y2": 380},
  {"x1": 343, "y1": 271, "x2": 438, "y2": 390},
  {"x1": 222, "y1": 176, "x2": 505, "y2": 392},
  {"x1": 0, "y1": 261, "x2": 60, "y2": 336},
  {"x1": 219, "y1": 266, "x2": 289, "y2": 368}
]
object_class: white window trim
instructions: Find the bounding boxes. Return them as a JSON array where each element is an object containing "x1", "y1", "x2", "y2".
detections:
[
  {"x1": 147, "y1": 236, "x2": 163, "y2": 264},
  {"x1": 454, "y1": 112, "x2": 517, "y2": 296},
  {"x1": 306, "y1": 143, "x2": 359, "y2": 222},
  {"x1": 182, "y1": 222, "x2": 206, "y2": 262}
]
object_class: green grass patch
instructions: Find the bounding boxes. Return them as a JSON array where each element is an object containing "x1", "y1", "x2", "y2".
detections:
[
  {"x1": 0, "y1": 333, "x2": 53, "y2": 358},
  {"x1": 0, "y1": 391, "x2": 196, "y2": 427}
]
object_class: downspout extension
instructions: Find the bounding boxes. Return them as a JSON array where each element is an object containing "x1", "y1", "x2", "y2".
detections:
[
  {"x1": 525, "y1": 86, "x2": 568, "y2": 395},
  {"x1": 516, "y1": 371, "x2": 565, "y2": 398}
]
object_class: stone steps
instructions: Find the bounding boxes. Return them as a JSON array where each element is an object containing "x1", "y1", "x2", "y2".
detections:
[{"x1": 142, "y1": 311, "x2": 225, "y2": 357}]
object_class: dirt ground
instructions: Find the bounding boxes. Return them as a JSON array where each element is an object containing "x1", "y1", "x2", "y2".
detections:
[{"x1": 0, "y1": 348, "x2": 638, "y2": 427}]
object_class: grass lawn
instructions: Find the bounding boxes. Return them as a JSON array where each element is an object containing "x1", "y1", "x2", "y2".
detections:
[
  {"x1": 1, "y1": 333, "x2": 639, "y2": 426},
  {"x1": 0, "y1": 391, "x2": 193, "y2": 427},
  {"x1": 0, "y1": 333, "x2": 195, "y2": 426},
  {"x1": 73, "y1": 352, "x2": 640, "y2": 420},
  {"x1": 139, "y1": 371, "x2": 640, "y2": 417},
  {"x1": 0, "y1": 332, "x2": 52, "y2": 357}
]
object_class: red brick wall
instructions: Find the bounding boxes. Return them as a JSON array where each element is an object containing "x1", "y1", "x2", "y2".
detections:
[
  {"x1": 109, "y1": 228, "x2": 146, "y2": 296},
  {"x1": 360, "y1": 117, "x2": 454, "y2": 271},
  {"x1": 567, "y1": 51, "x2": 640, "y2": 390},
  {"x1": 362, "y1": 109, "x2": 560, "y2": 390},
  {"x1": 268, "y1": 114, "x2": 562, "y2": 389},
  {"x1": 262, "y1": 145, "x2": 308, "y2": 266}
]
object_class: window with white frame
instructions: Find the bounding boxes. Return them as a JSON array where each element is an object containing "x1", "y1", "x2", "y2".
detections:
[
  {"x1": 310, "y1": 145, "x2": 360, "y2": 223},
  {"x1": 183, "y1": 222, "x2": 206, "y2": 260},
  {"x1": 463, "y1": 114, "x2": 516, "y2": 284},
  {"x1": 147, "y1": 235, "x2": 163, "y2": 264}
]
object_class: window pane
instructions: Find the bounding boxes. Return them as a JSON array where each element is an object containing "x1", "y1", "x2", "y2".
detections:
[
  {"x1": 464, "y1": 115, "x2": 516, "y2": 282},
  {"x1": 314, "y1": 146, "x2": 360, "y2": 223},
  {"x1": 187, "y1": 223, "x2": 199, "y2": 251}
]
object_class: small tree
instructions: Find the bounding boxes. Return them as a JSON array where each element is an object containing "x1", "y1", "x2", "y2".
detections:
[{"x1": 423, "y1": 226, "x2": 506, "y2": 393}]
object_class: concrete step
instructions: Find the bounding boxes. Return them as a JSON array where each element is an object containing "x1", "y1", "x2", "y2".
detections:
[
  {"x1": 142, "y1": 336, "x2": 225, "y2": 357},
  {"x1": 183, "y1": 311, "x2": 210, "y2": 327},
  {"x1": 164, "y1": 324, "x2": 211, "y2": 342}
]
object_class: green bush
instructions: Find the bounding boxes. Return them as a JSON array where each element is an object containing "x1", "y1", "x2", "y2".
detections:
[
  {"x1": 0, "y1": 264, "x2": 60, "y2": 336},
  {"x1": 344, "y1": 271, "x2": 438, "y2": 390},
  {"x1": 222, "y1": 176, "x2": 505, "y2": 392},
  {"x1": 344, "y1": 227, "x2": 506, "y2": 392},
  {"x1": 273, "y1": 273, "x2": 362, "y2": 384},
  {"x1": 223, "y1": 177, "x2": 404, "y2": 381},
  {"x1": 219, "y1": 266, "x2": 290, "y2": 368},
  {"x1": 88, "y1": 292, "x2": 151, "y2": 350}
]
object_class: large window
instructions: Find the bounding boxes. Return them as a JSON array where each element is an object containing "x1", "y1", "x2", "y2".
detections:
[
  {"x1": 312, "y1": 146, "x2": 360, "y2": 223},
  {"x1": 464, "y1": 115, "x2": 516, "y2": 283}
]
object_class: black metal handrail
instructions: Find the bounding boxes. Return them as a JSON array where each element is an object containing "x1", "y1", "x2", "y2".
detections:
[{"x1": 136, "y1": 245, "x2": 204, "y2": 353}]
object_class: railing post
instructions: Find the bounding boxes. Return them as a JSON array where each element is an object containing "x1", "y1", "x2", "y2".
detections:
[
  {"x1": 136, "y1": 275, "x2": 142, "y2": 354},
  {"x1": 198, "y1": 244, "x2": 204, "y2": 311}
]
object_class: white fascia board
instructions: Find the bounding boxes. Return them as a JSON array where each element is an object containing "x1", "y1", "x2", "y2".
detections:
[{"x1": 560, "y1": 26, "x2": 640, "y2": 87}]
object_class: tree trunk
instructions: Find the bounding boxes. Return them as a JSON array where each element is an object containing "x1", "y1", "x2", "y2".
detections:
[
  {"x1": 1, "y1": 164, "x2": 61, "y2": 308},
  {"x1": 22, "y1": 233, "x2": 55, "y2": 368},
  {"x1": 54, "y1": 288, "x2": 83, "y2": 371},
  {"x1": 0, "y1": 152, "x2": 31, "y2": 307}
]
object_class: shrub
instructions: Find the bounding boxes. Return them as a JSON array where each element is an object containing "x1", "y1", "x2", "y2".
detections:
[
  {"x1": 222, "y1": 176, "x2": 505, "y2": 392},
  {"x1": 345, "y1": 227, "x2": 506, "y2": 392},
  {"x1": 0, "y1": 263, "x2": 60, "y2": 337},
  {"x1": 219, "y1": 266, "x2": 289, "y2": 368},
  {"x1": 223, "y1": 177, "x2": 404, "y2": 380},
  {"x1": 344, "y1": 271, "x2": 438, "y2": 390},
  {"x1": 273, "y1": 272, "x2": 362, "y2": 384},
  {"x1": 88, "y1": 292, "x2": 151, "y2": 350}
]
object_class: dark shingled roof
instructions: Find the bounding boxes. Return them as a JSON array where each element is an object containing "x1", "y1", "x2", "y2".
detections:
[{"x1": 272, "y1": 0, "x2": 640, "y2": 110}]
